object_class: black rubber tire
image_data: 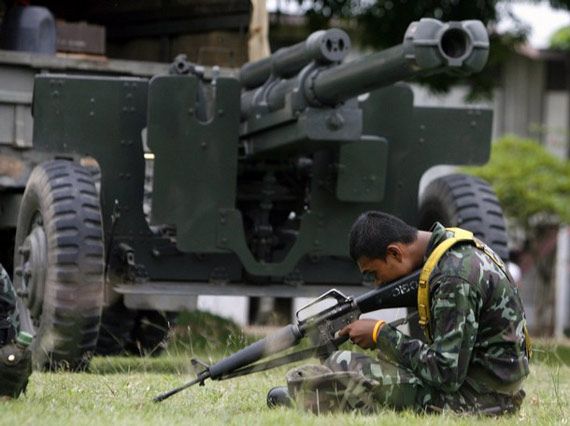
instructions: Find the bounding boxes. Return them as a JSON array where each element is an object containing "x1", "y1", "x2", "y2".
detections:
[
  {"x1": 127, "y1": 309, "x2": 174, "y2": 356},
  {"x1": 96, "y1": 301, "x2": 173, "y2": 357},
  {"x1": 94, "y1": 301, "x2": 136, "y2": 356},
  {"x1": 418, "y1": 173, "x2": 508, "y2": 261},
  {"x1": 13, "y1": 160, "x2": 104, "y2": 370}
]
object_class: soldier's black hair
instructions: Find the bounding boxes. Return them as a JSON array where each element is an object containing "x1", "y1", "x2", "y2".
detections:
[{"x1": 349, "y1": 211, "x2": 418, "y2": 261}]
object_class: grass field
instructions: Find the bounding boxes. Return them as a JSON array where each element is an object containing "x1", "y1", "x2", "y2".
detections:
[{"x1": 1, "y1": 337, "x2": 568, "y2": 425}]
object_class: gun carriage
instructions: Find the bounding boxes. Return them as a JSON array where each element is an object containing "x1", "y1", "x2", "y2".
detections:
[{"x1": 12, "y1": 19, "x2": 506, "y2": 369}]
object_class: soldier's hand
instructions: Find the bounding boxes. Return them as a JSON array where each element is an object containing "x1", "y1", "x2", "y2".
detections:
[{"x1": 338, "y1": 319, "x2": 383, "y2": 350}]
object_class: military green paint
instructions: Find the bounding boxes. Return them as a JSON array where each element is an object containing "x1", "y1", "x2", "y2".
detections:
[
  {"x1": 360, "y1": 84, "x2": 492, "y2": 225},
  {"x1": 242, "y1": 104, "x2": 363, "y2": 156},
  {"x1": 148, "y1": 75, "x2": 241, "y2": 253},
  {"x1": 31, "y1": 75, "x2": 244, "y2": 285},
  {"x1": 30, "y1": 77, "x2": 491, "y2": 279},
  {"x1": 336, "y1": 137, "x2": 388, "y2": 202},
  {"x1": 32, "y1": 75, "x2": 152, "y2": 241}
]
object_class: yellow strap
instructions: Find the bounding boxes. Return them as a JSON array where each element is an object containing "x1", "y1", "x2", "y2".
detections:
[
  {"x1": 417, "y1": 227, "x2": 532, "y2": 357},
  {"x1": 524, "y1": 325, "x2": 533, "y2": 359},
  {"x1": 418, "y1": 228, "x2": 475, "y2": 341}
]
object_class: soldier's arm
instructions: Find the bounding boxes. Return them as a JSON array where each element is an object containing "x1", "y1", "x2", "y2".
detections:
[{"x1": 376, "y1": 276, "x2": 482, "y2": 392}]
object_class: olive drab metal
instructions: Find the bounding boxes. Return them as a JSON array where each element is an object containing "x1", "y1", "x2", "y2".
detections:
[{"x1": 17, "y1": 18, "x2": 503, "y2": 368}]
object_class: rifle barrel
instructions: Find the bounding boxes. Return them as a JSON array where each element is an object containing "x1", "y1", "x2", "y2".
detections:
[
  {"x1": 208, "y1": 324, "x2": 303, "y2": 379},
  {"x1": 153, "y1": 373, "x2": 208, "y2": 402}
]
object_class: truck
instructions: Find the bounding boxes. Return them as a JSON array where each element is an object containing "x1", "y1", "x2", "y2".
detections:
[
  {"x1": 0, "y1": 1, "x2": 249, "y2": 364},
  {"x1": 11, "y1": 17, "x2": 509, "y2": 370}
]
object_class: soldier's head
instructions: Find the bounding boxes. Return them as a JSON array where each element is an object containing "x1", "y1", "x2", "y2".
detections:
[{"x1": 349, "y1": 211, "x2": 419, "y2": 286}]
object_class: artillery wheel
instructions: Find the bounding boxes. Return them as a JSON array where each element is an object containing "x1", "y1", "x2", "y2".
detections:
[
  {"x1": 408, "y1": 173, "x2": 509, "y2": 340},
  {"x1": 13, "y1": 160, "x2": 104, "y2": 370},
  {"x1": 96, "y1": 301, "x2": 173, "y2": 356},
  {"x1": 418, "y1": 173, "x2": 508, "y2": 260}
]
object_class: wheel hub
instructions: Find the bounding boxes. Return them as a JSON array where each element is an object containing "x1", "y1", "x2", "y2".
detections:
[{"x1": 16, "y1": 223, "x2": 47, "y2": 319}]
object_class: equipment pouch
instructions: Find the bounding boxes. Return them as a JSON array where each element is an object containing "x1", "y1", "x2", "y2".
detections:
[{"x1": 0, "y1": 342, "x2": 32, "y2": 398}]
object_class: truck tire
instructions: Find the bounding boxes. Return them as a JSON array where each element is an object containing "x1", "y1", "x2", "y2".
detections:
[
  {"x1": 94, "y1": 302, "x2": 136, "y2": 356},
  {"x1": 128, "y1": 309, "x2": 174, "y2": 356},
  {"x1": 13, "y1": 160, "x2": 104, "y2": 370},
  {"x1": 408, "y1": 173, "x2": 509, "y2": 341},
  {"x1": 96, "y1": 301, "x2": 173, "y2": 356},
  {"x1": 418, "y1": 173, "x2": 508, "y2": 260}
]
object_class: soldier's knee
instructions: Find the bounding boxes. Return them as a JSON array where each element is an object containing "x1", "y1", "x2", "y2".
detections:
[{"x1": 285, "y1": 364, "x2": 379, "y2": 414}]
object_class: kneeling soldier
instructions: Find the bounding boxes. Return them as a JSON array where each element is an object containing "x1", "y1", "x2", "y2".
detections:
[{"x1": 268, "y1": 211, "x2": 530, "y2": 415}]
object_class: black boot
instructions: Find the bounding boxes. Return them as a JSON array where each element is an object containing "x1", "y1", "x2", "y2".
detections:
[{"x1": 267, "y1": 386, "x2": 293, "y2": 408}]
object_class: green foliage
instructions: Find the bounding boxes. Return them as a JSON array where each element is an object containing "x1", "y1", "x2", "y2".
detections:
[
  {"x1": 550, "y1": 25, "x2": 570, "y2": 50},
  {"x1": 463, "y1": 135, "x2": 570, "y2": 229}
]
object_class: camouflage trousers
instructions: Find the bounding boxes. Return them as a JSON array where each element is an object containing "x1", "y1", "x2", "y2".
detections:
[{"x1": 286, "y1": 350, "x2": 525, "y2": 415}]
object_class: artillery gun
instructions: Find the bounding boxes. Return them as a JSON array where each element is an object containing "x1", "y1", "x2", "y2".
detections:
[{"x1": 13, "y1": 19, "x2": 507, "y2": 370}]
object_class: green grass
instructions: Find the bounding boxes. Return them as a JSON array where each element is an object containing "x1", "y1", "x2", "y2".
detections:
[{"x1": 1, "y1": 340, "x2": 568, "y2": 426}]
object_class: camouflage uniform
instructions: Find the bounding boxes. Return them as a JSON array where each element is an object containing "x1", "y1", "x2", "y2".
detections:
[
  {"x1": 286, "y1": 223, "x2": 530, "y2": 414},
  {"x1": 0, "y1": 264, "x2": 32, "y2": 398},
  {"x1": 0, "y1": 265, "x2": 17, "y2": 347}
]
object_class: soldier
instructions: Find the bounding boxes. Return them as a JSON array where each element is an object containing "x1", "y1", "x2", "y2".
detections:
[
  {"x1": 0, "y1": 264, "x2": 32, "y2": 399},
  {"x1": 268, "y1": 211, "x2": 530, "y2": 415}
]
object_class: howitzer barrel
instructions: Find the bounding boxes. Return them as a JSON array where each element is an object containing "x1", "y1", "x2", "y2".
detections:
[
  {"x1": 310, "y1": 19, "x2": 489, "y2": 106},
  {"x1": 239, "y1": 28, "x2": 350, "y2": 90},
  {"x1": 242, "y1": 19, "x2": 489, "y2": 118}
]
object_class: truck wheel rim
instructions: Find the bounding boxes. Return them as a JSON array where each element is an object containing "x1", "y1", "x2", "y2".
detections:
[{"x1": 17, "y1": 213, "x2": 47, "y2": 321}]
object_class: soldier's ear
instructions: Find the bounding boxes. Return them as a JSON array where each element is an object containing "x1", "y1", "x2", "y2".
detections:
[{"x1": 386, "y1": 244, "x2": 404, "y2": 263}]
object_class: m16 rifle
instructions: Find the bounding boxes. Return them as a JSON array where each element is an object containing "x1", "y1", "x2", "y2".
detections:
[{"x1": 154, "y1": 270, "x2": 420, "y2": 402}]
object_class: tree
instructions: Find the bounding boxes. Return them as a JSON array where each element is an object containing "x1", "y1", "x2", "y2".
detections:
[
  {"x1": 550, "y1": 25, "x2": 570, "y2": 50},
  {"x1": 463, "y1": 135, "x2": 570, "y2": 335}
]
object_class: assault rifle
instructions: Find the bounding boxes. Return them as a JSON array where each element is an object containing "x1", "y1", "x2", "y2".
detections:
[{"x1": 154, "y1": 270, "x2": 420, "y2": 402}]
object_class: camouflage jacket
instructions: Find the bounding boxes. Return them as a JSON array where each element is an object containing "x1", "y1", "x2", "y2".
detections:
[
  {"x1": 0, "y1": 264, "x2": 17, "y2": 346},
  {"x1": 376, "y1": 223, "x2": 530, "y2": 394}
]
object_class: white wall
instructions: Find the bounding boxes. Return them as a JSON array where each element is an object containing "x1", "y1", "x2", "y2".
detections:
[
  {"x1": 197, "y1": 295, "x2": 249, "y2": 325},
  {"x1": 555, "y1": 227, "x2": 570, "y2": 337},
  {"x1": 543, "y1": 91, "x2": 569, "y2": 157}
]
